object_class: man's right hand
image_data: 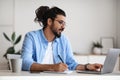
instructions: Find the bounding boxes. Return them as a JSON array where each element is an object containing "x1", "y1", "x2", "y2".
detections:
[
  {"x1": 53, "y1": 63, "x2": 68, "y2": 72},
  {"x1": 30, "y1": 63, "x2": 68, "y2": 72}
]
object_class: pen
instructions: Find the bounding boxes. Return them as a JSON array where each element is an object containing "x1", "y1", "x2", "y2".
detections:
[
  {"x1": 58, "y1": 55, "x2": 64, "y2": 63},
  {"x1": 58, "y1": 55, "x2": 69, "y2": 71}
]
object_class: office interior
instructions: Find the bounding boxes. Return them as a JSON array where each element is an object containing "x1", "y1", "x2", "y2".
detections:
[{"x1": 0, "y1": 0, "x2": 120, "y2": 71}]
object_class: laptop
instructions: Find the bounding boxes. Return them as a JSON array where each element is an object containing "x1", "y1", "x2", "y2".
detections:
[{"x1": 76, "y1": 48, "x2": 120, "y2": 74}]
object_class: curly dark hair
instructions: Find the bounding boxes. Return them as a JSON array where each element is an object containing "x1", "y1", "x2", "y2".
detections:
[{"x1": 34, "y1": 6, "x2": 66, "y2": 28}]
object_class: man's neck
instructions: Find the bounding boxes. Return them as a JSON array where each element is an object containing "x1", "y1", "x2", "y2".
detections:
[{"x1": 43, "y1": 27, "x2": 55, "y2": 42}]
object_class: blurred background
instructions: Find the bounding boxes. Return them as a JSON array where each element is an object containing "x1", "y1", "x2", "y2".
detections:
[{"x1": 0, "y1": 0, "x2": 120, "y2": 70}]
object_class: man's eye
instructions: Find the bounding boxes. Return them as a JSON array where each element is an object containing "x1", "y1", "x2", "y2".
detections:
[{"x1": 59, "y1": 21, "x2": 65, "y2": 25}]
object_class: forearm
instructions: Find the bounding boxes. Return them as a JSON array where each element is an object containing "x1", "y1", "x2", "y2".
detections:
[
  {"x1": 30, "y1": 63, "x2": 55, "y2": 72},
  {"x1": 75, "y1": 63, "x2": 102, "y2": 71}
]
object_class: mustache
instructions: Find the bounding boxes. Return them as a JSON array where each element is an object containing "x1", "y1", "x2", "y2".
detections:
[{"x1": 59, "y1": 28, "x2": 64, "y2": 31}]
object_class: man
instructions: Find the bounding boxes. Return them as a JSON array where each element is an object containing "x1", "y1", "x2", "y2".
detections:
[{"x1": 22, "y1": 6, "x2": 102, "y2": 72}]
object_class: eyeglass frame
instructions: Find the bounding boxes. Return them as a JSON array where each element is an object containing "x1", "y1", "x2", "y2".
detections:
[{"x1": 54, "y1": 20, "x2": 66, "y2": 26}]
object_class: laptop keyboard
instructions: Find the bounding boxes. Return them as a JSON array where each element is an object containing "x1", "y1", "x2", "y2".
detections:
[{"x1": 76, "y1": 70, "x2": 101, "y2": 74}]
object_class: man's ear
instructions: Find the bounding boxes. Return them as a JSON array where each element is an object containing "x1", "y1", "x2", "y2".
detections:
[{"x1": 47, "y1": 18, "x2": 52, "y2": 26}]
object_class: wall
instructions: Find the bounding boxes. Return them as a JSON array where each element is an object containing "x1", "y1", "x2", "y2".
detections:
[
  {"x1": 14, "y1": 0, "x2": 117, "y2": 53},
  {"x1": 117, "y1": 0, "x2": 120, "y2": 48},
  {"x1": 0, "y1": 0, "x2": 14, "y2": 69},
  {"x1": 0, "y1": 0, "x2": 118, "y2": 69}
]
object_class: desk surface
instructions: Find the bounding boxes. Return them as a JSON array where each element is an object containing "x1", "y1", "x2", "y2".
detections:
[
  {"x1": 0, "y1": 70, "x2": 120, "y2": 80},
  {"x1": 0, "y1": 70, "x2": 120, "y2": 76}
]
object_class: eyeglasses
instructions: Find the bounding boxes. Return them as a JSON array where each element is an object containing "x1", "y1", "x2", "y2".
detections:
[{"x1": 55, "y1": 20, "x2": 66, "y2": 26}]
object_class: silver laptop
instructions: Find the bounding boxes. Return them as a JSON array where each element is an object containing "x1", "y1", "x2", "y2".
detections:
[{"x1": 76, "y1": 48, "x2": 120, "y2": 74}]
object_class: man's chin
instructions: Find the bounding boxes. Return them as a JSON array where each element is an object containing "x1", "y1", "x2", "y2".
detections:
[
  {"x1": 56, "y1": 35, "x2": 61, "y2": 38},
  {"x1": 53, "y1": 32, "x2": 61, "y2": 38},
  {"x1": 56, "y1": 33, "x2": 61, "y2": 38}
]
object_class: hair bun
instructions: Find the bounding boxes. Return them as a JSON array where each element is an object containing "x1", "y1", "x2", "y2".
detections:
[{"x1": 34, "y1": 6, "x2": 49, "y2": 22}]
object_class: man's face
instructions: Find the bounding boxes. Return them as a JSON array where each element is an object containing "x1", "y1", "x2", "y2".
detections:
[{"x1": 50, "y1": 15, "x2": 66, "y2": 38}]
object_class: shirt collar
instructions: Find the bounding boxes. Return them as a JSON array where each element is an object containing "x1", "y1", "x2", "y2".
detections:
[{"x1": 41, "y1": 29, "x2": 59, "y2": 43}]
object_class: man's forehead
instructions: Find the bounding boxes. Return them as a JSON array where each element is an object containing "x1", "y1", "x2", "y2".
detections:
[{"x1": 55, "y1": 15, "x2": 66, "y2": 20}]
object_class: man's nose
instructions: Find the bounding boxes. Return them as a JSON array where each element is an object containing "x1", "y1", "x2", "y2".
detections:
[
  {"x1": 61, "y1": 26, "x2": 65, "y2": 31},
  {"x1": 61, "y1": 24, "x2": 65, "y2": 29}
]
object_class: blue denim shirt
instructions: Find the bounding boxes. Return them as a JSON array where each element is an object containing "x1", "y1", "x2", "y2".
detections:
[{"x1": 22, "y1": 29, "x2": 78, "y2": 71}]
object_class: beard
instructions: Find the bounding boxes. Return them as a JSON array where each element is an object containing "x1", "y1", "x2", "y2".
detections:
[
  {"x1": 51, "y1": 27, "x2": 64, "y2": 38},
  {"x1": 53, "y1": 31, "x2": 61, "y2": 38}
]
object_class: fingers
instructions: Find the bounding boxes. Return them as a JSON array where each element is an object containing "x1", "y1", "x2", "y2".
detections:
[
  {"x1": 94, "y1": 63, "x2": 103, "y2": 68},
  {"x1": 54, "y1": 63, "x2": 68, "y2": 72},
  {"x1": 87, "y1": 64, "x2": 96, "y2": 71},
  {"x1": 59, "y1": 63, "x2": 68, "y2": 71},
  {"x1": 87, "y1": 63, "x2": 103, "y2": 71},
  {"x1": 94, "y1": 63, "x2": 103, "y2": 71}
]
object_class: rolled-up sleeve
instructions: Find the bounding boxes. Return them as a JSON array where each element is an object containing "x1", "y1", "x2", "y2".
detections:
[{"x1": 21, "y1": 32, "x2": 35, "y2": 71}]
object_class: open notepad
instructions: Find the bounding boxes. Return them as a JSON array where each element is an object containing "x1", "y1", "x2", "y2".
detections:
[{"x1": 42, "y1": 70, "x2": 73, "y2": 74}]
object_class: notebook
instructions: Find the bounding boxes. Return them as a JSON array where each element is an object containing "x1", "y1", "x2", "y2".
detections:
[
  {"x1": 76, "y1": 48, "x2": 120, "y2": 74},
  {"x1": 42, "y1": 70, "x2": 73, "y2": 74}
]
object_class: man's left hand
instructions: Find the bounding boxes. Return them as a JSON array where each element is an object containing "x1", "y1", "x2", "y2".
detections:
[{"x1": 87, "y1": 63, "x2": 103, "y2": 71}]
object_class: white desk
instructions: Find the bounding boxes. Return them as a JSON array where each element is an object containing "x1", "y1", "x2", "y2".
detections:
[
  {"x1": 0, "y1": 70, "x2": 120, "y2": 76},
  {"x1": 0, "y1": 70, "x2": 120, "y2": 80}
]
